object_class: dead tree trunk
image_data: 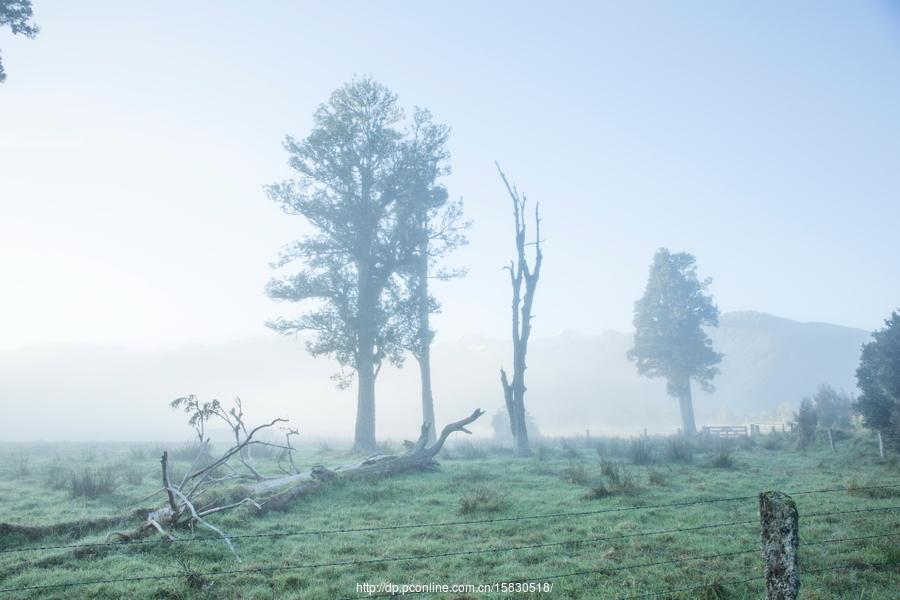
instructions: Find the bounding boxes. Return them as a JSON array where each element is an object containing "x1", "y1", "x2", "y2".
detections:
[
  {"x1": 105, "y1": 406, "x2": 484, "y2": 557},
  {"x1": 497, "y1": 164, "x2": 542, "y2": 458}
]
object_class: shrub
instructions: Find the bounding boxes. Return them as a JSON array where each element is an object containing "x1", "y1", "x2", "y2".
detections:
[
  {"x1": 458, "y1": 486, "x2": 509, "y2": 514},
  {"x1": 600, "y1": 459, "x2": 623, "y2": 486},
  {"x1": 648, "y1": 469, "x2": 668, "y2": 486},
  {"x1": 628, "y1": 437, "x2": 655, "y2": 465},
  {"x1": 666, "y1": 436, "x2": 694, "y2": 463},
  {"x1": 174, "y1": 552, "x2": 209, "y2": 591},
  {"x1": 562, "y1": 463, "x2": 590, "y2": 485},
  {"x1": 796, "y1": 398, "x2": 818, "y2": 449},
  {"x1": 762, "y1": 432, "x2": 787, "y2": 451},
  {"x1": 708, "y1": 441, "x2": 735, "y2": 469},
  {"x1": 600, "y1": 459, "x2": 640, "y2": 493},
  {"x1": 69, "y1": 467, "x2": 118, "y2": 498},
  {"x1": 583, "y1": 483, "x2": 611, "y2": 500}
]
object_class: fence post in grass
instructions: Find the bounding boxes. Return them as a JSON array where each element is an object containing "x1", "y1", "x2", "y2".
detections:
[
  {"x1": 759, "y1": 491, "x2": 800, "y2": 600},
  {"x1": 827, "y1": 428, "x2": 835, "y2": 452},
  {"x1": 878, "y1": 430, "x2": 885, "y2": 460}
]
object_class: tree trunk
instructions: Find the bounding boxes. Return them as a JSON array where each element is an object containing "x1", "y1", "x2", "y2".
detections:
[
  {"x1": 354, "y1": 276, "x2": 378, "y2": 453},
  {"x1": 418, "y1": 352, "x2": 436, "y2": 445},
  {"x1": 678, "y1": 377, "x2": 697, "y2": 436},
  {"x1": 497, "y1": 165, "x2": 541, "y2": 459},
  {"x1": 511, "y1": 371, "x2": 531, "y2": 457},
  {"x1": 354, "y1": 356, "x2": 377, "y2": 453},
  {"x1": 415, "y1": 243, "x2": 437, "y2": 445}
]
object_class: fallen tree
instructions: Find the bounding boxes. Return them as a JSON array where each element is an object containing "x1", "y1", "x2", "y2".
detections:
[{"x1": 104, "y1": 398, "x2": 484, "y2": 560}]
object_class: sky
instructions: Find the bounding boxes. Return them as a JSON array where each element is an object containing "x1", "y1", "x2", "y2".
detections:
[{"x1": 1, "y1": 0, "x2": 899, "y2": 352}]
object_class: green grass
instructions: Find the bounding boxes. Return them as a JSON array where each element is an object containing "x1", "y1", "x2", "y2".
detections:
[{"x1": 0, "y1": 434, "x2": 898, "y2": 599}]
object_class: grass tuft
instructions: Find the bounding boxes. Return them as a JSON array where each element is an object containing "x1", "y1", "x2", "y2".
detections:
[{"x1": 457, "y1": 486, "x2": 509, "y2": 514}]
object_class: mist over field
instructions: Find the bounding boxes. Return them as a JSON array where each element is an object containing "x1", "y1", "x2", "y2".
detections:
[
  {"x1": 2, "y1": 2, "x2": 900, "y2": 598},
  {"x1": 1, "y1": 311, "x2": 869, "y2": 442}
]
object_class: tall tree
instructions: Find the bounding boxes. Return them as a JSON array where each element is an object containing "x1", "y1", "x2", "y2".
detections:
[
  {"x1": 497, "y1": 164, "x2": 542, "y2": 458},
  {"x1": 627, "y1": 249, "x2": 722, "y2": 436},
  {"x1": 0, "y1": 0, "x2": 39, "y2": 83},
  {"x1": 395, "y1": 110, "x2": 468, "y2": 443},
  {"x1": 266, "y1": 78, "x2": 417, "y2": 453},
  {"x1": 855, "y1": 310, "x2": 900, "y2": 447}
]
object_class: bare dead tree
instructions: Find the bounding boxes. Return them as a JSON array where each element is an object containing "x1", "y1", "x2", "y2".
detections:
[
  {"x1": 277, "y1": 427, "x2": 301, "y2": 475},
  {"x1": 497, "y1": 163, "x2": 543, "y2": 458}
]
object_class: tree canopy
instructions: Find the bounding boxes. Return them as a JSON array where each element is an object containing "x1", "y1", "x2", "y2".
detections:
[
  {"x1": 627, "y1": 248, "x2": 721, "y2": 435},
  {"x1": 855, "y1": 310, "x2": 900, "y2": 434},
  {"x1": 0, "y1": 0, "x2": 39, "y2": 83},
  {"x1": 265, "y1": 77, "x2": 454, "y2": 451},
  {"x1": 628, "y1": 249, "x2": 722, "y2": 391},
  {"x1": 810, "y1": 384, "x2": 852, "y2": 430}
]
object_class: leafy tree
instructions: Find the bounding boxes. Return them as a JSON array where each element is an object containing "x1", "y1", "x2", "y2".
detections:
[
  {"x1": 796, "y1": 398, "x2": 818, "y2": 449},
  {"x1": 810, "y1": 384, "x2": 852, "y2": 430},
  {"x1": 854, "y1": 310, "x2": 900, "y2": 443},
  {"x1": 0, "y1": 0, "x2": 39, "y2": 83},
  {"x1": 627, "y1": 249, "x2": 722, "y2": 436},
  {"x1": 393, "y1": 110, "x2": 468, "y2": 444},
  {"x1": 266, "y1": 78, "x2": 422, "y2": 453}
]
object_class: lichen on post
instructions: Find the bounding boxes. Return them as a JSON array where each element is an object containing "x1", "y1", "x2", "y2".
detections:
[{"x1": 759, "y1": 491, "x2": 800, "y2": 600}]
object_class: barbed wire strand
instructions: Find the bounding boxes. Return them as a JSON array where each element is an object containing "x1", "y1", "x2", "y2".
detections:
[
  {"x1": 619, "y1": 559, "x2": 900, "y2": 599},
  {"x1": 3, "y1": 482, "x2": 898, "y2": 555},
  {"x1": 6, "y1": 528, "x2": 898, "y2": 596}
]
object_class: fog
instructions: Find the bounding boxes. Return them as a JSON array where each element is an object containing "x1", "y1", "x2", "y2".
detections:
[
  {"x1": 4, "y1": 3, "x2": 900, "y2": 599},
  {"x1": 2, "y1": 1, "x2": 899, "y2": 446},
  {"x1": 1, "y1": 312, "x2": 868, "y2": 442}
]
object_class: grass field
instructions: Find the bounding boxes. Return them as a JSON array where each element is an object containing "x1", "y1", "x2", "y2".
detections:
[{"x1": 1, "y1": 432, "x2": 898, "y2": 599}]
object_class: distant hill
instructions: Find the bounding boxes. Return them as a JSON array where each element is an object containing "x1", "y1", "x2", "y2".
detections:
[{"x1": 0, "y1": 312, "x2": 871, "y2": 441}]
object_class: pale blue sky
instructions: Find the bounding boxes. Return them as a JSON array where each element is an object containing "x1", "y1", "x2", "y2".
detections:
[{"x1": 1, "y1": 1, "x2": 899, "y2": 350}]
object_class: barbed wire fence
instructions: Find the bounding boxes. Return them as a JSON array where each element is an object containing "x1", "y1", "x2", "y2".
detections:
[{"x1": 0, "y1": 483, "x2": 898, "y2": 597}]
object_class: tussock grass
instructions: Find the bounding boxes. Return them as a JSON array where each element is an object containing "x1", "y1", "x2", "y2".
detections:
[
  {"x1": 457, "y1": 486, "x2": 509, "y2": 514},
  {"x1": 68, "y1": 466, "x2": 118, "y2": 498},
  {"x1": 0, "y1": 435, "x2": 898, "y2": 599}
]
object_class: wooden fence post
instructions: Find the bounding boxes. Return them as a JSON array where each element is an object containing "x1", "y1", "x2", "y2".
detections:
[
  {"x1": 878, "y1": 430, "x2": 885, "y2": 460},
  {"x1": 759, "y1": 491, "x2": 800, "y2": 600},
  {"x1": 827, "y1": 428, "x2": 835, "y2": 452}
]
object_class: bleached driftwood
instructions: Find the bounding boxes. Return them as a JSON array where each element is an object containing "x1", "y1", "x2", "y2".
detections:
[{"x1": 104, "y1": 405, "x2": 484, "y2": 558}]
